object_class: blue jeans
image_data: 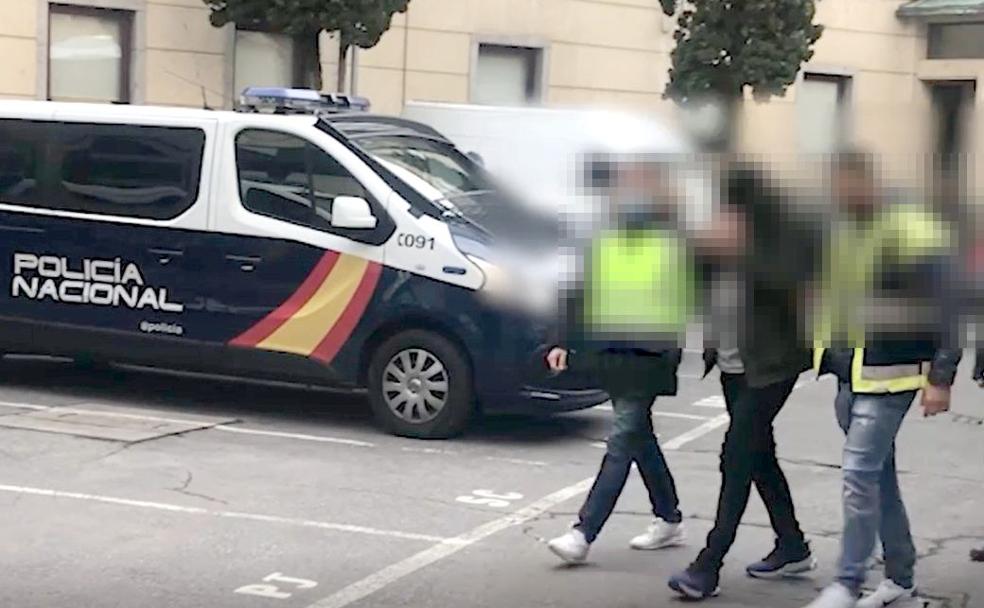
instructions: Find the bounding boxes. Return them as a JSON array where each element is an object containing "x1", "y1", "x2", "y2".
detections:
[
  {"x1": 835, "y1": 382, "x2": 918, "y2": 595},
  {"x1": 575, "y1": 392, "x2": 682, "y2": 543}
]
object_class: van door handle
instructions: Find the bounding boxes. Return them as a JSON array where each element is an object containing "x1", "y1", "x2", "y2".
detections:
[
  {"x1": 148, "y1": 247, "x2": 183, "y2": 265},
  {"x1": 226, "y1": 254, "x2": 262, "y2": 272}
]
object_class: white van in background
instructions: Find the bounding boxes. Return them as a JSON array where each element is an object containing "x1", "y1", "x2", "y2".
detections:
[{"x1": 401, "y1": 101, "x2": 712, "y2": 235}]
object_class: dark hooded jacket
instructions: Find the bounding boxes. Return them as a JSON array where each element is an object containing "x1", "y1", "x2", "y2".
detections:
[{"x1": 703, "y1": 167, "x2": 816, "y2": 388}]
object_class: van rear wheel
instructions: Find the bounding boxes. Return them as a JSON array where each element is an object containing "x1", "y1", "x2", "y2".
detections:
[{"x1": 367, "y1": 330, "x2": 473, "y2": 439}]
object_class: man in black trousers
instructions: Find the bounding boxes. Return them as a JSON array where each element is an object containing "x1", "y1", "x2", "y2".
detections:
[{"x1": 669, "y1": 165, "x2": 818, "y2": 599}]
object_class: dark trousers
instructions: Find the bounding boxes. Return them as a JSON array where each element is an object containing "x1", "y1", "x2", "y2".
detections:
[
  {"x1": 695, "y1": 373, "x2": 806, "y2": 571},
  {"x1": 575, "y1": 390, "x2": 682, "y2": 543}
]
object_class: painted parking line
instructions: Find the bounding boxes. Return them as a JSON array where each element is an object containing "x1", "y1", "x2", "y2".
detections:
[
  {"x1": 305, "y1": 410, "x2": 732, "y2": 608},
  {"x1": 692, "y1": 395, "x2": 727, "y2": 408},
  {"x1": 594, "y1": 404, "x2": 715, "y2": 422},
  {"x1": 0, "y1": 400, "x2": 376, "y2": 448},
  {"x1": 214, "y1": 425, "x2": 375, "y2": 448},
  {"x1": 0, "y1": 400, "x2": 50, "y2": 411},
  {"x1": 0, "y1": 483, "x2": 450, "y2": 544}
]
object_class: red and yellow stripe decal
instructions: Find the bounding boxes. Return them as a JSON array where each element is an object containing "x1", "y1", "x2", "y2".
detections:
[{"x1": 230, "y1": 251, "x2": 382, "y2": 364}]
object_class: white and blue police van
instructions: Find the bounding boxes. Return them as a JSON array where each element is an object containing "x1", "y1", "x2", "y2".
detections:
[{"x1": 0, "y1": 88, "x2": 606, "y2": 438}]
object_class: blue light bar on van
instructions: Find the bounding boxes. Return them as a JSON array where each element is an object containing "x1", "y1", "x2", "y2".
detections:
[{"x1": 238, "y1": 87, "x2": 370, "y2": 114}]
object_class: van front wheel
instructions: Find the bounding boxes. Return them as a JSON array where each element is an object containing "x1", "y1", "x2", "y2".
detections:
[{"x1": 367, "y1": 330, "x2": 473, "y2": 439}]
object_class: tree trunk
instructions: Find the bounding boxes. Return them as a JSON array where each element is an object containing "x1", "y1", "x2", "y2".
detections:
[
  {"x1": 716, "y1": 96, "x2": 741, "y2": 153},
  {"x1": 337, "y1": 42, "x2": 349, "y2": 93}
]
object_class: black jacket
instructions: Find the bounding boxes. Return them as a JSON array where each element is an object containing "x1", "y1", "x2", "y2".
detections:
[{"x1": 703, "y1": 170, "x2": 816, "y2": 388}]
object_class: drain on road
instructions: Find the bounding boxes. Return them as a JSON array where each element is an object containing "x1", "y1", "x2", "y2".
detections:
[{"x1": 0, "y1": 404, "x2": 236, "y2": 442}]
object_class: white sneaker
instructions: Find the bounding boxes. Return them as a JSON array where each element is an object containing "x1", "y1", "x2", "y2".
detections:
[
  {"x1": 802, "y1": 584, "x2": 858, "y2": 608},
  {"x1": 856, "y1": 580, "x2": 917, "y2": 608},
  {"x1": 547, "y1": 529, "x2": 590, "y2": 564},
  {"x1": 629, "y1": 519, "x2": 685, "y2": 550}
]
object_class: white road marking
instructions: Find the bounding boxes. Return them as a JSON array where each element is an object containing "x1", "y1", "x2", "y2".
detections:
[
  {"x1": 305, "y1": 479, "x2": 594, "y2": 608},
  {"x1": 400, "y1": 446, "x2": 457, "y2": 455},
  {"x1": 0, "y1": 400, "x2": 376, "y2": 448},
  {"x1": 595, "y1": 405, "x2": 714, "y2": 422},
  {"x1": 235, "y1": 572, "x2": 319, "y2": 599},
  {"x1": 654, "y1": 411, "x2": 717, "y2": 421},
  {"x1": 456, "y1": 490, "x2": 524, "y2": 509},
  {"x1": 0, "y1": 400, "x2": 50, "y2": 411},
  {"x1": 692, "y1": 395, "x2": 727, "y2": 408},
  {"x1": 485, "y1": 456, "x2": 547, "y2": 467},
  {"x1": 214, "y1": 425, "x2": 375, "y2": 448},
  {"x1": 661, "y1": 413, "x2": 732, "y2": 450},
  {"x1": 306, "y1": 409, "x2": 732, "y2": 608},
  {"x1": 0, "y1": 483, "x2": 446, "y2": 543},
  {"x1": 58, "y1": 407, "x2": 215, "y2": 427}
]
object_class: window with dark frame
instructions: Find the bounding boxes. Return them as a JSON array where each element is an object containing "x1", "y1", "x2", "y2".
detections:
[
  {"x1": 0, "y1": 119, "x2": 206, "y2": 220},
  {"x1": 234, "y1": 30, "x2": 302, "y2": 97},
  {"x1": 797, "y1": 72, "x2": 852, "y2": 154},
  {"x1": 928, "y1": 22, "x2": 984, "y2": 60},
  {"x1": 0, "y1": 121, "x2": 43, "y2": 205},
  {"x1": 48, "y1": 4, "x2": 133, "y2": 103},
  {"x1": 474, "y1": 43, "x2": 543, "y2": 106},
  {"x1": 234, "y1": 129, "x2": 369, "y2": 232}
]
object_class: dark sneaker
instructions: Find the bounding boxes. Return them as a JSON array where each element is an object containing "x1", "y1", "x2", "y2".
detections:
[
  {"x1": 746, "y1": 542, "x2": 817, "y2": 579},
  {"x1": 668, "y1": 565, "x2": 720, "y2": 600}
]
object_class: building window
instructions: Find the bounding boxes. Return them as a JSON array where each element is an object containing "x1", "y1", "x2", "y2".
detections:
[
  {"x1": 48, "y1": 5, "x2": 132, "y2": 103},
  {"x1": 797, "y1": 73, "x2": 851, "y2": 154},
  {"x1": 474, "y1": 43, "x2": 543, "y2": 106},
  {"x1": 928, "y1": 23, "x2": 984, "y2": 59},
  {"x1": 234, "y1": 31, "x2": 296, "y2": 97}
]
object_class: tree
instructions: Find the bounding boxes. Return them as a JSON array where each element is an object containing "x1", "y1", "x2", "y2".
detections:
[
  {"x1": 204, "y1": 0, "x2": 410, "y2": 92},
  {"x1": 659, "y1": 0, "x2": 823, "y2": 149}
]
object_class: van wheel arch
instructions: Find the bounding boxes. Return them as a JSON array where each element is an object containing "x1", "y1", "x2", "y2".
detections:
[
  {"x1": 362, "y1": 319, "x2": 477, "y2": 439},
  {"x1": 358, "y1": 316, "x2": 474, "y2": 388}
]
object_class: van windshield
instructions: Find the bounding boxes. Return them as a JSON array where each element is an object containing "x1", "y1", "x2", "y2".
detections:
[{"x1": 354, "y1": 135, "x2": 556, "y2": 243}]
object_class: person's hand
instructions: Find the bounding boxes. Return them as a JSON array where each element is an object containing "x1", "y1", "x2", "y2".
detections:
[
  {"x1": 921, "y1": 384, "x2": 951, "y2": 417},
  {"x1": 546, "y1": 347, "x2": 569, "y2": 373},
  {"x1": 698, "y1": 209, "x2": 746, "y2": 258}
]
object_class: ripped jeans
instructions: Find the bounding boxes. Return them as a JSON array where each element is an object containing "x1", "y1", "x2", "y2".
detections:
[{"x1": 834, "y1": 382, "x2": 918, "y2": 595}]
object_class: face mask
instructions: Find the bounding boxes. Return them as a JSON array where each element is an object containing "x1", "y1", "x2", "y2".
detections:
[{"x1": 619, "y1": 208, "x2": 659, "y2": 230}]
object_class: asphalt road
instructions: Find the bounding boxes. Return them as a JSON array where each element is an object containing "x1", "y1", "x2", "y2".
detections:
[{"x1": 0, "y1": 353, "x2": 981, "y2": 608}]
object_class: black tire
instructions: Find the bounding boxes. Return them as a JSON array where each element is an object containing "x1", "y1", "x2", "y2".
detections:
[{"x1": 367, "y1": 329, "x2": 474, "y2": 439}]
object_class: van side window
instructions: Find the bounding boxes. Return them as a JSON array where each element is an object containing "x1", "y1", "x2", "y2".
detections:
[
  {"x1": 54, "y1": 124, "x2": 205, "y2": 220},
  {"x1": 235, "y1": 129, "x2": 369, "y2": 231},
  {"x1": 0, "y1": 120, "x2": 42, "y2": 205},
  {"x1": 0, "y1": 119, "x2": 205, "y2": 220}
]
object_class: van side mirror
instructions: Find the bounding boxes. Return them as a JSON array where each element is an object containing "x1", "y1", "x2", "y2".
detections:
[
  {"x1": 467, "y1": 151, "x2": 485, "y2": 167},
  {"x1": 331, "y1": 196, "x2": 378, "y2": 229}
]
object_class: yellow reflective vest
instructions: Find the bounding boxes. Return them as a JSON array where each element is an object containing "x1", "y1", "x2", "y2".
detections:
[
  {"x1": 813, "y1": 204, "x2": 950, "y2": 393},
  {"x1": 586, "y1": 229, "x2": 695, "y2": 340}
]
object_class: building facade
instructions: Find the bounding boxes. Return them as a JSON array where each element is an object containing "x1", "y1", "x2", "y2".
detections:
[{"x1": 1, "y1": 0, "x2": 982, "y2": 191}]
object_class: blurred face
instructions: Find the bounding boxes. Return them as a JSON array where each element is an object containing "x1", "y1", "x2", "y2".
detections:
[
  {"x1": 833, "y1": 167, "x2": 877, "y2": 217},
  {"x1": 612, "y1": 162, "x2": 677, "y2": 219}
]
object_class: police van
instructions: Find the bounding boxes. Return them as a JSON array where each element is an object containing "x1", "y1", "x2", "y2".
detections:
[{"x1": 0, "y1": 88, "x2": 606, "y2": 438}]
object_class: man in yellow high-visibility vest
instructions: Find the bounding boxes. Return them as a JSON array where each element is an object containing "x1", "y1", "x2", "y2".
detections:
[
  {"x1": 804, "y1": 151, "x2": 962, "y2": 608},
  {"x1": 542, "y1": 158, "x2": 714, "y2": 564}
]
